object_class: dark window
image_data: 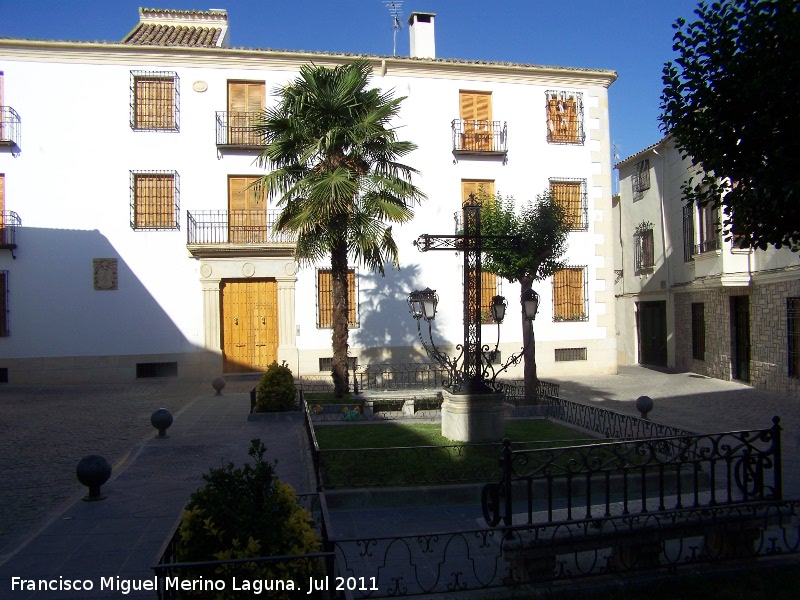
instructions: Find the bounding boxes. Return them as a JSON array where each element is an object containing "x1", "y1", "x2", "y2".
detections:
[
  {"x1": 136, "y1": 362, "x2": 178, "y2": 378},
  {"x1": 632, "y1": 159, "x2": 651, "y2": 201},
  {"x1": 691, "y1": 303, "x2": 705, "y2": 360},
  {"x1": 789, "y1": 298, "x2": 800, "y2": 378},
  {"x1": 696, "y1": 204, "x2": 720, "y2": 254},
  {"x1": 683, "y1": 204, "x2": 695, "y2": 262},
  {"x1": 0, "y1": 270, "x2": 8, "y2": 336},
  {"x1": 634, "y1": 225, "x2": 655, "y2": 273},
  {"x1": 555, "y1": 347, "x2": 587, "y2": 361},
  {"x1": 318, "y1": 357, "x2": 357, "y2": 372}
]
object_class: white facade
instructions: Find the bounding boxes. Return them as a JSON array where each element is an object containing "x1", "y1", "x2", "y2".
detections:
[
  {"x1": 0, "y1": 9, "x2": 617, "y2": 383},
  {"x1": 615, "y1": 138, "x2": 800, "y2": 397}
]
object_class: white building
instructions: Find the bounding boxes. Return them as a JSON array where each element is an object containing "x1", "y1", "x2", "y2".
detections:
[
  {"x1": 0, "y1": 8, "x2": 617, "y2": 384},
  {"x1": 615, "y1": 137, "x2": 800, "y2": 397}
]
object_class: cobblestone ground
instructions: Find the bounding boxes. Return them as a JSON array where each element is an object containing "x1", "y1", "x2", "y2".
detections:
[{"x1": 0, "y1": 378, "x2": 255, "y2": 562}]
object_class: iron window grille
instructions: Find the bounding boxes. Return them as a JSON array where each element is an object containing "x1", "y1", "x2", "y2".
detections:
[
  {"x1": 318, "y1": 357, "x2": 358, "y2": 372},
  {"x1": 0, "y1": 270, "x2": 8, "y2": 336},
  {"x1": 130, "y1": 71, "x2": 179, "y2": 131},
  {"x1": 316, "y1": 268, "x2": 359, "y2": 329},
  {"x1": 694, "y1": 204, "x2": 720, "y2": 255},
  {"x1": 545, "y1": 90, "x2": 585, "y2": 145},
  {"x1": 634, "y1": 221, "x2": 655, "y2": 274},
  {"x1": 552, "y1": 266, "x2": 589, "y2": 322},
  {"x1": 555, "y1": 347, "x2": 587, "y2": 362},
  {"x1": 0, "y1": 106, "x2": 21, "y2": 148},
  {"x1": 632, "y1": 159, "x2": 650, "y2": 201},
  {"x1": 692, "y1": 302, "x2": 705, "y2": 361},
  {"x1": 451, "y1": 120, "x2": 507, "y2": 155},
  {"x1": 549, "y1": 178, "x2": 588, "y2": 231},
  {"x1": 789, "y1": 298, "x2": 800, "y2": 378},
  {"x1": 682, "y1": 204, "x2": 695, "y2": 262},
  {"x1": 130, "y1": 171, "x2": 180, "y2": 231}
]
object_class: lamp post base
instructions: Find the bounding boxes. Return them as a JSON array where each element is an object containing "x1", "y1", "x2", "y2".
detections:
[{"x1": 441, "y1": 389, "x2": 505, "y2": 442}]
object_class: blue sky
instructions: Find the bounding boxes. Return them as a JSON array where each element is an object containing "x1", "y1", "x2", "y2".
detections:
[{"x1": 0, "y1": 0, "x2": 702, "y2": 168}]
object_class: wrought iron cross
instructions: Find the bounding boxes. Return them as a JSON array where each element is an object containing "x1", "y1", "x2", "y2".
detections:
[{"x1": 414, "y1": 198, "x2": 519, "y2": 393}]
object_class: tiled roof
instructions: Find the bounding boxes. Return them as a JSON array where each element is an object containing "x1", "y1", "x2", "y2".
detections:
[
  {"x1": 123, "y1": 23, "x2": 221, "y2": 47},
  {"x1": 615, "y1": 136, "x2": 669, "y2": 168}
]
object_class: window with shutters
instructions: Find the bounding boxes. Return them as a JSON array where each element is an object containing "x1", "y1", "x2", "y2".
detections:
[
  {"x1": 219, "y1": 81, "x2": 266, "y2": 147},
  {"x1": 460, "y1": 180, "x2": 498, "y2": 323},
  {"x1": 130, "y1": 71, "x2": 179, "y2": 131},
  {"x1": 317, "y1": 268, "x2": 358, "y2": 329},
  {"x1": 461, "y1": 179, "x2": 495, "y2": 207},
  {"x1": 453, "y1": 91, "x2": 506, "y2": 154},
  {"x1": 228, "y1": 176, "x2": 267, "y2": 243},
  {"x1": 465, "y1": 269, "x2": 500, "y2": 324},
  {"x1": 634, "y1": 222, "x2": 655, "y2": 274},
  {"x1": 549, "y1": 178, "x2": 587, "y2": 231},
  {"x1": 0, "y1": 270, "x2": 8, "y2": 337},
  {"x1": 632, "y1": 159, "x2": 651, "y2": 201},
  {"x1": 545, "y1": 90, "x2": 584, "y2": 144},
  {"x1": 130, "y1": 171, "x2": 179, "y2": 230},
  {"x1": 552, "y1": 266, "x2": 588, "y2": 322}
]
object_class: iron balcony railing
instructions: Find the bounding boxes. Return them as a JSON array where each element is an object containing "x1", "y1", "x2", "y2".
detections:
[
  {"x1": 215, "y1": 111, "x2": 265, "y2": 147},
  {"x1": 0, "y1": 107, "x2": 21, "y2": 147},
  {"x1": 694, "y1": 237, "x2": 721, "y2": 255},
  {"x1": 1, "y1": 211, "x2": 21, "y2": 250},
  {"x1": 451, "y1": 119, "x2": 507, "y2": 155},
  {"x1": 186, "y1": 210, "x2": 295, "y2": 245}
]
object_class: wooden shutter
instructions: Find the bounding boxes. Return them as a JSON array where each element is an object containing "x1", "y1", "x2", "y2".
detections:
[
  {"x1": 461, "y1": 180, "x2": 495, "y2": 207},
  {"x1": 550, "y1": 180, "x2": 582, "y2": 229},
  {"x1": 228, "y1": 176, "x2": 266, "y2": 243},
  {"x1": 318, "y1": 269, "x2": 355, "y2": 328},
  {"x1": 546, "y1": 92, "x2": 579, "y2": 143},
  {"x1": 467, "y1": 269, "x2": 498, "y2": 323},
  {"x1": 228, "y1": 82, "x2": 265, "y2": 145},
  {"x1": 553, "y1": 268, "x2": 585, "y2": 320},
  {"x1": 459, "y1": 91, "x2": 492, "y2": 151},
  {"x1": 135, "y1": 174, "x2": 174, "y2": 229},
  {"x1": 135, "y1": 76, "x2": 174, "y2": 129}
]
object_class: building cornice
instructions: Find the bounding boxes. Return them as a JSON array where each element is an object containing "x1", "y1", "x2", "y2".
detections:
[{"x1": 0, "y1": 39, "x2": 617, "y2": 87}]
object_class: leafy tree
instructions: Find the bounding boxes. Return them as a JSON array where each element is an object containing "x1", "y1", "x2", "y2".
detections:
[
  {"x1": 659, "y1": 0, "x2": 800, "y2": 250},
  {"x1": 479, "y1": 191, "x2": 570, "y2": 399},
  {"x1": 255, "y1": 60, "x2": 425, "y2": 397}
]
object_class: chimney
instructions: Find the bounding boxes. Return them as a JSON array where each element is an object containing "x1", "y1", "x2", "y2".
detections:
[{"x1": 408, "y1": 12, "x2": 436, "y2": 59}]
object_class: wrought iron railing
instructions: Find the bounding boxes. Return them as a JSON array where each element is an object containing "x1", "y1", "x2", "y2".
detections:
[
  {"x1": 0, "y1": 106, "x2": 21, "y2": 147},
  {"x1": 694, "y1": 237, "x2": 721, "y2": 255},
  {"x1": 1, "y1": 211, "x2": 21, "y2": 249},
  {"x1": 451, "y1": 120, "x2": 507, "y2": 154},
  {"x1": 215, "y1": 111, "x2": 265, "y2": 147},
  {"x1": 186, "y1": 209, "x2": 295, "y2": 244}
]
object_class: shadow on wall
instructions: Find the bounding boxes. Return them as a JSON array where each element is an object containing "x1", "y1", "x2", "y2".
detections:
[
  {"x1": 2, "y1": 226, "x2": 202, "y2": 361},
  {"x1": 352, "y1": 263, "x2": 453, "y2": 364}
]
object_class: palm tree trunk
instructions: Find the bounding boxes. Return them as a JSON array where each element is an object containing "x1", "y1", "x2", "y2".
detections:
[
  {"x1": 519, "y1": 276, "x2": 538, "y2": 401},
  {"x1": 330, "y1": 239, "x2": 350, "y2": 399}
]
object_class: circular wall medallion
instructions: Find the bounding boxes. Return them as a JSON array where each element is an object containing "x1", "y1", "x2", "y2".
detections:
[
  {"x1": 200, "y1": 264, "x2": 213, "y2": 278},
  {"x1": 285, "y1": 261, "x2": 297, "y2": 276},
  {"x1": 242, "y1": 263, "x2": 256, "y2": 277},
  {"x1": 192, "y1": 80, "x2": 208, "y2": 93}
]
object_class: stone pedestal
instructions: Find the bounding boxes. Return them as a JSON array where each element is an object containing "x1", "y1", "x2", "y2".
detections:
[{"x1": 441, "y1": 389, "x2": 505, "y2": 442}]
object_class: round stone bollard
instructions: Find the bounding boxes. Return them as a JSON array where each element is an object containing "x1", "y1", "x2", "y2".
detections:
[
  {"x1": 211, "y1": 377, "x2": 226, "y2": 396},
  {"x1": 151, "y1": 408, "x2": 173, "y2": 438},
  {"x1": 635, "y1": 395, "x2": 654, "y2": 420},
  {"x1": 76, "y1": 454, "x2": 112, "y2": 501}
]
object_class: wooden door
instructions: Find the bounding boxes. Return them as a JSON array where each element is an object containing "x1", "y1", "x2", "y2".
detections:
[
  {"x1": 459, "y1": 91, "x2": 492, "y2": 151},
  {"x1": 731, "y1": 295, "x2": 751, "y2": 382},
  {"x1": 227, "y1": 81, "x2": 265, "y2": 145},
  {"x1": 228, "y1": 176, "x2": 266, "y2": 243},
  {"x1": 637, "y1": 301, "x2": 667, "y2": 367},
  {"x1": 221, "y1": 279, "x2": 278, "y2": 373}
]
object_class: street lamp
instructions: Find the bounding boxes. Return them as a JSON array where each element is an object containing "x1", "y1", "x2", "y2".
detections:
[{"x1": 522, "y1": 288, "x2": 540, "y2": 321}]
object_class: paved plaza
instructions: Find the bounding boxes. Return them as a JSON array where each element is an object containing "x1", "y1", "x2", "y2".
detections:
[{"x1": 0, "y1": 366, "x2": 799, "y2": 598}]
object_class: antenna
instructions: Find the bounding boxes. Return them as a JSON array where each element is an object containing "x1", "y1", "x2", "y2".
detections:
[{"x1": 382, "y1": 1, "x2": 404, "y2": 56}]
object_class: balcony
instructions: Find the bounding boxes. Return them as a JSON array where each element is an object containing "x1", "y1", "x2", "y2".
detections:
[
  {"x1": 451, "y1": 120, "x2": 507, "y2": 157},
  {"x1": 1, "y1": 211, "x2": 21, "y2": 258},
  {"x1": 694, "y1": 238, "x2": 721, "y2": 256},
  {"x1": 186, "y1": 210, "x2": 295, "y2": 257},
  {"x1": 215, "y1": 111, "x2": 265, "y2": 149},
  {"x1": 1, "y1": 107, "x2": 21, "y2": 149}
]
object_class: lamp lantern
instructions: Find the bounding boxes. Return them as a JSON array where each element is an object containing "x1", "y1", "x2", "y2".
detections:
[
  {"x1": 491, "y1": 295, "x2": 507, "y2": 324},
  {"x1": 522, "y1": 288, "x2": 540, "y2": 321}
]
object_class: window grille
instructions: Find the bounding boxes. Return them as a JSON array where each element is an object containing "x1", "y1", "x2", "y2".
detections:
[
  {"x1": 130, "y1": 71, "x2": 179, "y2": 131},
  {"x1": 317, "y1": 268, "x2": 358, "y2": 329},
  {"x1": 545, "y1": 90, "x2": 584, "y2": 145},
  {"x1": 683, "y1": 204, "x2": 695, "y2": 262},
  {"x1": 0, "y1": 270, "x2": 8, "y2": 336},
  {"x1": 549, "y1": 178, "x2": 588, "y2": 231},
  {"x1": 130, "y1": 171, "x2": 180, "y2": 231},
  {"x1": 632, "y1": 159, "x2": 650, "y2": 201},
  {"x1": 634, "y1": 222, "x2": 655, "y2": 273},
  {"x1": 789, "y1": 298, "x2": 800, "y2": 378},
  {"x1": 554, "y1": 347, "x2": 587, "y2": 362},
  {"x1": 692, "y1": 303, "x2": 705, "y2": 360},
  {"x1": 319, "y1": 357, "x2": 358, "y2": 372},
  {"x1": 552, "y1": 266, "x2": 588, "y2": 322}
]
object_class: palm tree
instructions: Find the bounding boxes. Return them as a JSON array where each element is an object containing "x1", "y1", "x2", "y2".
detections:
[{"x1": 254, "y1": 59, "x2": 425, "y2": 398}]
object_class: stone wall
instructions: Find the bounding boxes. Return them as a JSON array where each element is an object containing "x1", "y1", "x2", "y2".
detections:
[{"x1": 675, "y1": 279, "x2": 800, "y2": 398}]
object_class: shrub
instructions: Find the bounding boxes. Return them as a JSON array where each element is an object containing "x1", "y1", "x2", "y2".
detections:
[
  {"x1": 176, "y1": 439, "x2": 321, "y2": 599},
  {"x1": 256, "y1": 361, "x2": 297, "y2": 412}
]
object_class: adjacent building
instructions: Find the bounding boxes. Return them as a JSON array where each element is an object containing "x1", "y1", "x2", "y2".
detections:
[
  {"x1": 615, "y1": 137, "x2": 800, "y2": 397},
  {"x1": 0, "y1": 8, "x2": 617, "y2": 384}
]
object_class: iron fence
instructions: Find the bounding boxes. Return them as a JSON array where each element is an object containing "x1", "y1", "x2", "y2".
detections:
[
  {"x1": 215, "y1": 110, "x2": 265, "y2": 147},
  {"x1": 451, "y1": 119, "x2": 507, "y2": 154},
  {"x1": 186, "y1": 209, "x2": 295, "y2": 244}
]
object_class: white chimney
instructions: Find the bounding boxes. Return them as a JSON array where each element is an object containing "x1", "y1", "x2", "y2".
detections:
[{"x1": 408, "y1": 12, "x2": 436, "y2": 59}]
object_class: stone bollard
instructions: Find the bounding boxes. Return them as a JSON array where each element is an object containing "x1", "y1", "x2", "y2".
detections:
[
  {"x1": 635, "y1": 395, "x2": 654, "y2": 420},
  {"x1": 76, "y1": 455, "x2": 112, "y2": 501},
  {"x1": 212, "y1": 377, "x2": 226, "y2": 396},
  {"x1": 151, "y1": 408, "x2": 173, "y2": 438}
]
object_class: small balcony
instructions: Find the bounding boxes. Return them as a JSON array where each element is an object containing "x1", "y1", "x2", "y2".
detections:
[
  {"x1": 215, "y1": 111, "x2": 265, "y2": 149},
  {"x1": 186, "y1": 210, "x2": 295, "y2": 257},
  {"x1": 451, "y1": 120, "x2": 507, "y2": 157},
  {"x1": 1, "y1": 107, "x2": 21, "y2": 148},
  {"x1": 1, "y1": 211, "x2": 21, "y2": 258},
  {"x1": 694, "y1": 238, "x2": 721, "y2": 256}
]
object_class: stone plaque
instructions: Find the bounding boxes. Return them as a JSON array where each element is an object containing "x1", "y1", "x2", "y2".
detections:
[{"x1": 93, "y1": 258, "x2": 118, "y2": 291}]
